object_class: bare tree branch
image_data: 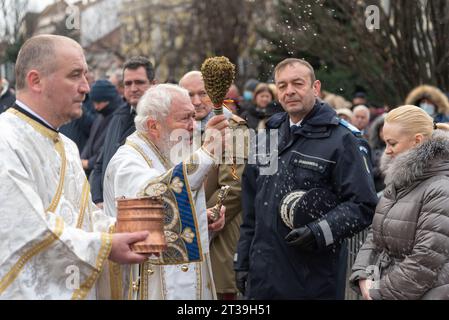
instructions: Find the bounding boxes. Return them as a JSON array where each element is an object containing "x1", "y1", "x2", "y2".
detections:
[
  {"x1": 260, "y1": 0, "x2": 449, "y2": 105},
  {"x1": 0, "y1": 0, "x2": 29, "y2": 43}
]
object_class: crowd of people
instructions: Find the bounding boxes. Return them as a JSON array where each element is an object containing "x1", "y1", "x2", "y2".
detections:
[{"x1": 0, "y1": 34, "x2": 448, "y2": 300}]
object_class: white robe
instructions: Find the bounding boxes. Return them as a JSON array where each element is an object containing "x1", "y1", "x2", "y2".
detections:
[
  {"x1": 103, "y1": 131, "x2": 217, "y2": 300},
  {"x1": 0, "y1": 108, "x2": 114, "y2": 300}
]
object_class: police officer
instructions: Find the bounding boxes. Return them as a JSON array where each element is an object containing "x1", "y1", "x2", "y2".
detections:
[{"x1": 234, "y1": 58, "x2": 378, "y2": 299}]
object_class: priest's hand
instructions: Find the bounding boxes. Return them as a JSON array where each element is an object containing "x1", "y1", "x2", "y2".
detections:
[
  {"x1": 202, "y1": 115, "x2": 229, "y2": 158},
  {"x1": 207, "y1": 206, "x2": 226, "y2": 232},
  {"x1": 109, "y1": 232, "x2": 152, "y2": 264}
]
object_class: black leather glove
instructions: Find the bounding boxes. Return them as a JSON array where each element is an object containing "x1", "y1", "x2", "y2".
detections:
[
  {"x1": 285, "y1": 226, "x2": 317, "y2": 251},
  {"x1": 235, "y1": 271, "x2": 248, "y2": 295}
]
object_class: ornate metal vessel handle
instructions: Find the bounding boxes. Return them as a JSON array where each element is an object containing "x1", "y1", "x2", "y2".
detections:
[{"x1": 210, "y1": 185, "x2": 231, "y2": 222}]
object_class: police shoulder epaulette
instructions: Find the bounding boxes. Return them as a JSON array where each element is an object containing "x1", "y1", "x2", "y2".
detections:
[
  {"x1": 338, "y1": 118, "x2": 361, "y2": 136},
  {"x1": 359, "y1": 145, "x2": 369, "y2": 156}
]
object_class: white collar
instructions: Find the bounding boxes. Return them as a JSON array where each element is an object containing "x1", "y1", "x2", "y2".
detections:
[
  {"x1": 15, "y1": 100, "x2": 56, "y2": 130},
  {"x1": 289, "y1": 118, "x2": 302, "y2": 127}
]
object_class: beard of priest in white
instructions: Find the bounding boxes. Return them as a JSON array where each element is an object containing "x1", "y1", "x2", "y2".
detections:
[{"x1": 159, "y1": 126, "x2": 197, "y2": 166}]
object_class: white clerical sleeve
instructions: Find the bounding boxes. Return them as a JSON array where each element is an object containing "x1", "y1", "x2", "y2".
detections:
[
  {"x1": 185, "y1": 147, "x2": 215, "y2": 190},
  {"x1": 0, "y1": 142, "x2": 112, "y2": 300},
  {"x1": 90, "y1": 204, "x2": 116, "y2": 233}
]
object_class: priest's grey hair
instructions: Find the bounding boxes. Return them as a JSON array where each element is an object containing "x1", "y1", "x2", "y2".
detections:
[{"x1": 135, "y1": 84, "x2": 190, "y2": 133}]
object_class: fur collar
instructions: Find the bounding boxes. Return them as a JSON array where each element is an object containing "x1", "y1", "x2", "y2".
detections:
[
  {"x1": 381, "y1": 130, "x2": 449, "y2": 189},
  {"x1": 405, "y1": 85, "x2": 449, "y2": 114}
]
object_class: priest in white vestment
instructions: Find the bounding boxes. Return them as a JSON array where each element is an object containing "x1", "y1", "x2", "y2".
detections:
[
  {"x1": 0, "y1": 35, "x2": 150, "y2": 300},
  {"x1": 103, "y1": 84, "x2": 228, "y2": 300}
]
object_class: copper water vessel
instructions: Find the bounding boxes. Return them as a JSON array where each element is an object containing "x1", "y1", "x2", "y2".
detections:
[{"x1": 116, "y1": 197, "x2": 167, "y2": 253}]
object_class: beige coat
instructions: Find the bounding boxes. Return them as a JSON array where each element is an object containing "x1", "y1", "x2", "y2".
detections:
[
  {"x1": 350, "y1": 130, "x2": 449, "y2": 299},
  {"x1": 205, "y1": 114, "x2": 248, "y2": 294}
]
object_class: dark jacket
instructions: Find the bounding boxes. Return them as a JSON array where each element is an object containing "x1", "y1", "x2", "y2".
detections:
[
  {"x1": 368, "y1": 115, "x2": 386, "y2": 193},
  {"x1": 81, "y1": 96, "x2": 121, "y2": 176},
  {"x1": 60, "y1": 95, "x2": 97, "y2": 152},
  {"x1": 235, "y1": 100, "x2": 378, "y2": 299},
  {"x1": 350, "y1": 130, "x2": 449, "y2": 300},
  {"x1": 0, "y1": 88, "x2": 15, "y2": 113},
  {"x1": 241, "y1": 101, "x2": 284, "y2": 130},
  {"x1": 90, "y1": 103, "x2": 136, "y2": 203}
]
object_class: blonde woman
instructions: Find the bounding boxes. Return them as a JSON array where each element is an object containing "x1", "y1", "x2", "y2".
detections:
[{"x1": 349, "y1": 105, "x2": 449, "y2": 300}]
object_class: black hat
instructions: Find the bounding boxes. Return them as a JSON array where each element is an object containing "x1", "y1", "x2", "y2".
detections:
[
  {"x1": 353, "y1": 91, "x2": 367, "y2": 99},
  {"x1": 90, "y1": 80, "x2": 118, "y2": 102}
]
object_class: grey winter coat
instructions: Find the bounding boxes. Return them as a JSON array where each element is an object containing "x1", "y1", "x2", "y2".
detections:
[{"x1": 350, "y1": 130, "x2": 449, "y2": 300}]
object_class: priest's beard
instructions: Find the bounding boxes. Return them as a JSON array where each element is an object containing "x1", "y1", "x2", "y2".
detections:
[{"x1": 158, "y1": 127, "x2": 194, "y2": 165}]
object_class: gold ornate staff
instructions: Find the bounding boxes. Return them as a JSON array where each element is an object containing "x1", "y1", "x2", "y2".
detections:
[
  {"x1": 209, "y1": 185, "x2": 231, "y2": 222},
  {"x1": 201, "y1": 56, "x2": 239, "y2": 180}
]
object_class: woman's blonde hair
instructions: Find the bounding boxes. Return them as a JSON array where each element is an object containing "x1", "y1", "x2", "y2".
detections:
[{"x1": 385, "y1": 105, "x2": 449, "y2": 137}]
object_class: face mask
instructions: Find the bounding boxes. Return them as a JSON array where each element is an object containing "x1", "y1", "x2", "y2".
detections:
[
  {"x1": 243, "y1": 91, "x2": 253, "y2": 101},
  {"x1": 419, "y1": 102, "x2": 436, "y2": 116}
]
